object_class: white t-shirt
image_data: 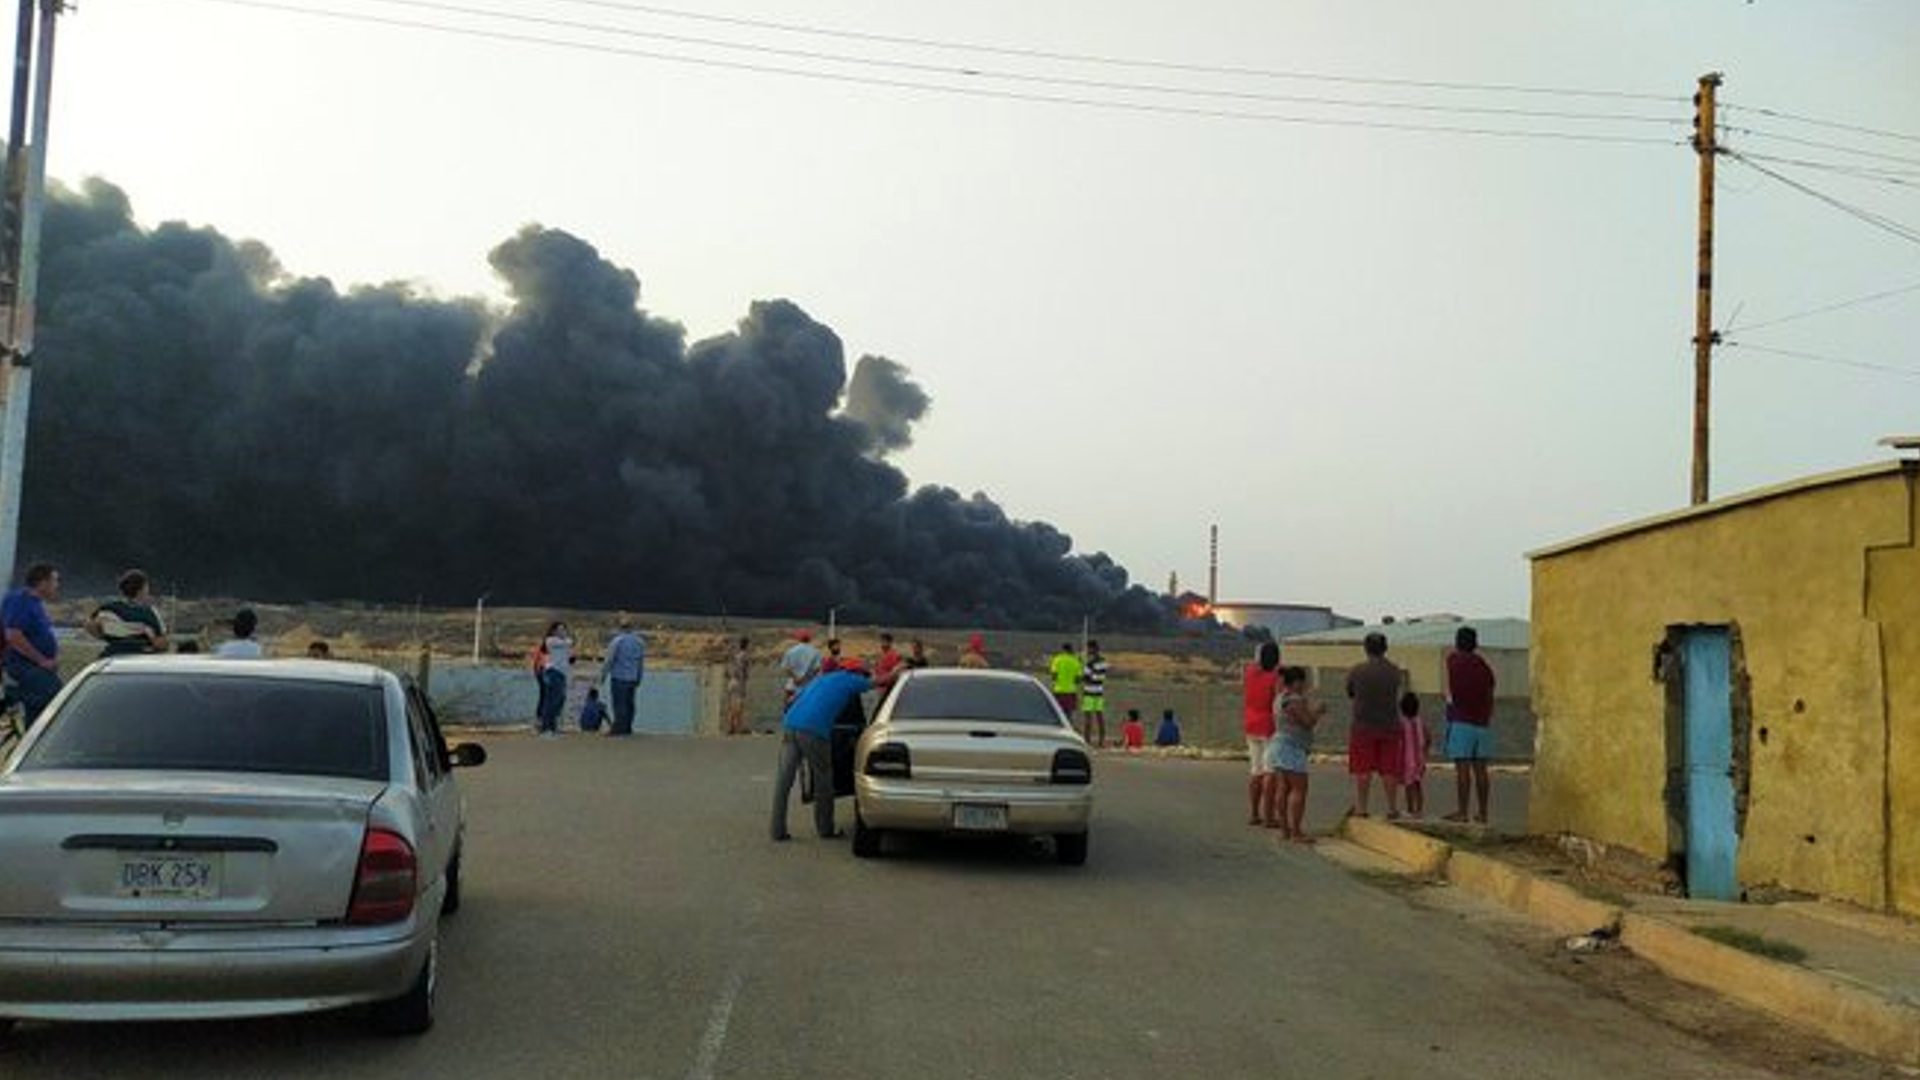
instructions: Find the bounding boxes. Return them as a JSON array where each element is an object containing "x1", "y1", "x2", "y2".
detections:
[
  {"x1": 215, "y1": 639, "x2": 264, "y2": 659},
  {"x1": 544, "y1": 636, "x2": 573, "y2": 677}
]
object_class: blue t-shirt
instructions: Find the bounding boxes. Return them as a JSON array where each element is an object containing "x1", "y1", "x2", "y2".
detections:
[
  {"x1": 604, "y1": 632, "x2": 645, "y2": 683},
  {"x1": 783, "y1": 671, "x2": 871, "y2": 739},
  {"x1": 1, "y1": 587, "x2": 55, "y2": 675},
  {"x1": 1155, "y1": 716, "x2": 1182, "y2": 747}
]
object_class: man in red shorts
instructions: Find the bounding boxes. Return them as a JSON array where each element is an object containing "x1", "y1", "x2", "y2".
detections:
[{"x1": 1345, "y1": 632, "x2": 1407, "y2": 819}]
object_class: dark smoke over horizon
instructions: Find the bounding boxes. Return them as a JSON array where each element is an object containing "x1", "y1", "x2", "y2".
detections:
[{"x1": 19, "y1": 176, "x2": 1176, "y2": 631}]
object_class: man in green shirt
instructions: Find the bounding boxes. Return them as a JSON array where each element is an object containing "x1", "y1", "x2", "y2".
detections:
[{"x1": 1048, "y1": 641, "x2": 1083, "y2": 721}]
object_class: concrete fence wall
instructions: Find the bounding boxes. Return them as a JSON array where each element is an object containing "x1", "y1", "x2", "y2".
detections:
[{"x1": 428, "y1": 662, "x2": 704, "y2": 734}]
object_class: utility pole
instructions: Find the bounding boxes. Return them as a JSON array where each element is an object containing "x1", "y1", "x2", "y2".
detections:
[
  {"x1": 0, "y1": 0, "x2": 61, "y2": 582},
  {"x1": 1690, "y1": 72, "x2": 1722, "y2": 506}
]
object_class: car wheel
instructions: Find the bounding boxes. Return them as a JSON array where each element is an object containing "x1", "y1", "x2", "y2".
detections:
[
  {"x1": 851, "y1": 807, "x2": 882, "y2": 859},
  {"x1": 368, "y1": 937, "x2": 437, "y2": 1036},
  {"x1": 1056, "y1": 832, "x2": 1089, "y2": 866},
  {"x1": 0, "y1": 1018, "x2": 15, "y2": 1044},
  {"x1": 441, "y1": 849, "x2": 462, "y2": 916}
]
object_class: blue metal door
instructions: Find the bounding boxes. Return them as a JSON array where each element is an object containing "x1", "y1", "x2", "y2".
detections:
[{"x1": 1681, "y1": 628, "x2": 1738, "y2": 900}]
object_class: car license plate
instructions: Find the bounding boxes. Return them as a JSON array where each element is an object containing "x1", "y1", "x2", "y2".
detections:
[
  {"x1": 115, "y1": 853, "x2": 221, "y2": 899},
  {"x1": 953, "y1": 804, "x2": 1009, "y2": 832}
]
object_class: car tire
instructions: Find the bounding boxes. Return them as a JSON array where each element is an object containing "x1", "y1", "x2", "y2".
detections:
[
  {"x1": 1056, "y1": 832, "x2": 1089, "y2": 866},
  {"x1": 0, "y1": 1017, "x2": 15, "y2": 1044},
  {"x1": 368, "y1": 938, "x2": 436, "y2": 1036},
  {"x1": 441, "y1": 849, "x2": 462, "y2": 916},
  {"x1": 851, "y1": 807, "x2": 882, "y2": 859}
]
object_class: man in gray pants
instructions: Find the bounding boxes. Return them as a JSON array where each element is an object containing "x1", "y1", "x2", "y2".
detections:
[{"x1": 771, "y1": 667, "x2": 871, "y2": 841}]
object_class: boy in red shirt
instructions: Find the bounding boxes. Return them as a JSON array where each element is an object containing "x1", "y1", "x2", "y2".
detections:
[{"x1": 1120, "y1": 709, "x2": 1146, "y2": 751}]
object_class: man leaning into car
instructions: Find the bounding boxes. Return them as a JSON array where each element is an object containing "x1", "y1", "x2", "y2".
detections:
[{"x1": 770, "y1": 666, "x2": 871, "y2": 842}]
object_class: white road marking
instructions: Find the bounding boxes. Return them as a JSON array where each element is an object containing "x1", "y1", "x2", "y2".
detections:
[{"x1": 686, "y1": 958, "x2": 748, "y2": 1080}]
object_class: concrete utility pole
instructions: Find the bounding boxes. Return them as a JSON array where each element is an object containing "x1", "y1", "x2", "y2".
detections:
[
  {"x1": 0, "y1": 0, "x2": 61, "y2": 583},
  {"x1": 1690, "y1": 72, "x2": 1722, "y2": 507}
]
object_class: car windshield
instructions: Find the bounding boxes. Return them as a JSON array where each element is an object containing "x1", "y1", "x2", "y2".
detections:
[
  {"x1": 20, "y1": 673, "x2": 389, "y2": 781},
  {"x1": 889, "y1": 675, "x2": 1063, "y2": 726}
]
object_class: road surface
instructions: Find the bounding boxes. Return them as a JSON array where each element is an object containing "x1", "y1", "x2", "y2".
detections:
[{"x1": 0, "y1": 736, "x2": 1874, "y2": 1078}]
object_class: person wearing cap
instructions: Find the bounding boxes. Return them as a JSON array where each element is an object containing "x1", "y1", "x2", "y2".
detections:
[
  {"x1": 958, "y1": 633, "x2": 990, "y2": 669},
  {"x1": 779, "y1": 629, "x2": 823, "y2": 708},
  {"x1": 598, "y1": 614, "x2": 645, "y2": 737}
]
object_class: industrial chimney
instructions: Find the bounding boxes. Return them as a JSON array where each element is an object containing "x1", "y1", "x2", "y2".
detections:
[{"x1": 1208, "y1": 524, "x2": 1219, "y2": 608}]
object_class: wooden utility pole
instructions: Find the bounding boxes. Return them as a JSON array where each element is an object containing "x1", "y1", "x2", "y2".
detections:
[{"x1": 1690, "y1": 72, "x2": 1722, "y2": 506}]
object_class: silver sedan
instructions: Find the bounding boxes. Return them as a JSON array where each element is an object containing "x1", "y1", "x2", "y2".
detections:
[
  {"x1": 0, "y1": 658, "x2": 485, "y2": 1035},
  {"x1": 853, "y1": 668, "x2": 1094, "y2": 864}
]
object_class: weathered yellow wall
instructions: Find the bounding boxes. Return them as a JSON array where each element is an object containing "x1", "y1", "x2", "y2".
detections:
[
  {"x1": 1866, "y1": 472, "x2": 1919, "y2": 914},
  {"x1": 1530, "y1": 468, "x2": 1912, "y2": 912}
]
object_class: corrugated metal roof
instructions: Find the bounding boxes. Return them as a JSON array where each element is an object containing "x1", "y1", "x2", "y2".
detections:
[
  {"x1": 1528, "y1": 460, "x2": 1909, "y2": 561},
  {"x1": 1282, "y1": 617, "x2": 1530, "y2": 651}
]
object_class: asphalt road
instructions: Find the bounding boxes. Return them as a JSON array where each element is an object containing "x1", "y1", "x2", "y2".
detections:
[{"x1": 0, "y1": 736, "x2": 1824, "y2": 1079}]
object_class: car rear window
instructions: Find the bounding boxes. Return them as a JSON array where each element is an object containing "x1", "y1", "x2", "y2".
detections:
[
  {"x1": 20, "y1": 673, "x2": 390, "y2": 781},
  {"x1": 889, "y1": 675, "x2": 1064, "y2": 726}
]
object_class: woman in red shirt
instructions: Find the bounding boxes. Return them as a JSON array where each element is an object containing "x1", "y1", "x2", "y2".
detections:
[{"x1": 1243, "y1": 641, "x2": 1282, "y2": 826}]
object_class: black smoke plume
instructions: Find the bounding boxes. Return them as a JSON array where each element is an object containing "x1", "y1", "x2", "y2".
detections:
[{"x1": 21, "y1": 177, "x2": 1173, "y2": 630}]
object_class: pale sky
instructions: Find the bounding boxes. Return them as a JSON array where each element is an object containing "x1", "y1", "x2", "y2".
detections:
[{"x1": 44, "y1": 0, "x2": 1920, "y2": 620}]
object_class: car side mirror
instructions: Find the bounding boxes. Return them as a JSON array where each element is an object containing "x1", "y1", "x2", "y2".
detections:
[{"x1": 449, "y1": 743, "x2": 488, "y2": 769}]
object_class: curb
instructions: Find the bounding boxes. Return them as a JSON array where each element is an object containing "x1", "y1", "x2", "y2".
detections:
[
  {"x1": 1342, "y1": 817, "x2": 1451, "y2": 876},
  {"x1": 1337, "y1": 819, "x2": 1920, "y2": 1068},
  {"x1": 1446, "y1": 850, "x2": 1622, "y2": 938},
  {"x1": 1618, "y1": 913, "x2": 1920, "y2": 1067}
]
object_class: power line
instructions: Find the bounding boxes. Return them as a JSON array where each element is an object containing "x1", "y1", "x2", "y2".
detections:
[
  {"x1": 184, "y1": 0, "x2": 1689, "y2": 145},
  {"x1": 1726, "y1": 279, "x2": 1920, "y2": 334},
  {"x1": 1721, "y1": 102, "x2": 1920, "y2": 146},
  {"x1": 1722, "y1": 339, "x2": 1920, "y2": 379},
  {"x1": 1720, "y1": 124, "x2": 1920, "y2": 169},
  {"x1": 1724, "y1": 150, "x2": 1920, "y2": 247},
  {"x1": 530, "y1": 0, "x2": 1684, "y2": 102},
  {"x1": 341, "y1": 0, "x2": 1689, "y2": 124},
  {"x1": 1731, "y1": 151, "x2": 1920, "y2": 189}
]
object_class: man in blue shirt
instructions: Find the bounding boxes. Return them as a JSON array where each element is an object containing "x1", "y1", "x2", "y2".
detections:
[
  {"x1": 2, "y1": 563, "x2": 63, "y2": 725},
  {"x1": 598, "y1": 614, "x2": 646, "y2": 737},
  {"x1": 771, "y1": 667, "x2": 871, "y2": 842}
]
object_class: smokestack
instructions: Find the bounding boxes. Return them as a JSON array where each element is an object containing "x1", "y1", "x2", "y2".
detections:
[{"x1": 1208, "y1": 524, "x2": 1219, "y2": 607}]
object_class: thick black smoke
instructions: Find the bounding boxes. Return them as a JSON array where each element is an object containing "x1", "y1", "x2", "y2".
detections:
[{"x1": 20, "y1": 178, "x2": 1173, "y2": 630}]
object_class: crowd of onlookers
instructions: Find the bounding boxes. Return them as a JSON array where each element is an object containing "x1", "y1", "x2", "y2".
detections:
[
  {"x1": 1240, "y1": 627, "x2": 1499, "y2": 842},
  {"x1": 3, "y1": 562, "x2": 1503, "y2": 846},
  {"x1": 1, "y1": 562, "x2": 332, "y2": 730}
]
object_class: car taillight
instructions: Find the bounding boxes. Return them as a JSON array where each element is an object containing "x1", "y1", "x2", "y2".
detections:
[
  {"x1": 1051, "y1": 748, "x2": 1092, "y2": 785},
  {"x1": 865, "y1": 741, "x2": 911, "y2": 779},
  {"x1": 346, "y1": 827, "x2": 417, "y2": 926}
]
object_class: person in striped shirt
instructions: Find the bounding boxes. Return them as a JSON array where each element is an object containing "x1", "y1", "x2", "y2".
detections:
[{"x1": 1081, "y1": 640, "x2": 1109, "y2": 747}]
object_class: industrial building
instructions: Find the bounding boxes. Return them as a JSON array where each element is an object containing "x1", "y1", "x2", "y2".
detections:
[{"x1": 1209, "y1": 601, "x2": 1359, "y2": 640}]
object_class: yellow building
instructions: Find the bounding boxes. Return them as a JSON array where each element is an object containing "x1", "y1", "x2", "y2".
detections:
[{"x1": 1528, "y1": 459, "x2": 1919, "y2": 916}]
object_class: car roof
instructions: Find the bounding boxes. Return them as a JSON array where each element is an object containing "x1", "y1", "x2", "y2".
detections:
[
  {"x1": 90, "y1": 657, "x2": 394, "y2": 688},
  {"x1": 896, "y1": 668, "x2": 1044, "y2": 686}
]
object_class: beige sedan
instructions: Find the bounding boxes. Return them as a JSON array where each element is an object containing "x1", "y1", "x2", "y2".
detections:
[{"x1": 852, "y1": 668, "x2": 1093, "y2": 865}]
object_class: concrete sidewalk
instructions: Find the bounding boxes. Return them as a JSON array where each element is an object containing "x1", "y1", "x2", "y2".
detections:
[{"x1": 1333, "y1": 817, "x2": 1920, "y2": 1068}]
